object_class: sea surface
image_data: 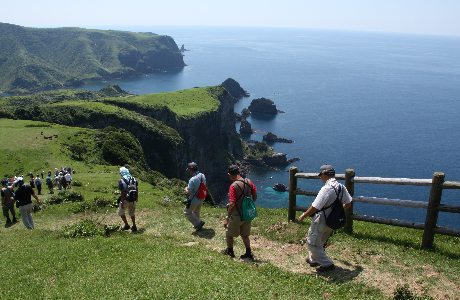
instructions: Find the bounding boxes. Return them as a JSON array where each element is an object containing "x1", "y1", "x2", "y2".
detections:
[{"x1": 24, "y1": 26, "x2": 460, "y2": 228}]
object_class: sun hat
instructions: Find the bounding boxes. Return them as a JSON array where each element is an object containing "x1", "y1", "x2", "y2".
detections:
[{"x1": 120, "y1": 167, "x2": 131, "y2": 181}]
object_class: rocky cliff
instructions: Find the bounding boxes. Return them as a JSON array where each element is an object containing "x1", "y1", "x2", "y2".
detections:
[{"x1": 10, "y1": 84, "x2": 244, "y2": 203}]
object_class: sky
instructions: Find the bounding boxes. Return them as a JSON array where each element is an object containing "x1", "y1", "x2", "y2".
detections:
[{"x1": 2, "y1": 0, "x2": 460, "y2": 36}]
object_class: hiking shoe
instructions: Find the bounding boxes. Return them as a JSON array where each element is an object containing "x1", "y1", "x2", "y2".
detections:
[
  {"x1": 306, "y1": 258, "x2": 319, "y2": 267},
  {"x1": 121, "y1": 224, "x2": 131, "y2": 231},
  {"x1": 221, "y1": 249, "x2": 235, "y2": 258},
  {"x1": 316, "y1": 264, "x2": 335, "y2": 272},
  {"x1": 240, "y1": 253, "x2": 254, "y2": 260},
  {"x1": 195, "y1": 220, "x2": 205, "y2": 231},
  {"x1": 12, "y1": 218, "x2": 18, "y2": 223},
  {"x1": 6, "y1": 218, "x2": 11, "y2": 225},
  {"x1": 131, "y1": 225, "x2": 137, "y2": 232}
]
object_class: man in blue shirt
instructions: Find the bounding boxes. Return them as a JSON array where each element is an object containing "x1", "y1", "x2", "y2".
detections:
[{"x1": 184, "y1": 162, "x2": 207, "y2": 231}]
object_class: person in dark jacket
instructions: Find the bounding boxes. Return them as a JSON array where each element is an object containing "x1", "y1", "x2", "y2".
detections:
[{"x1": 14, "y1": 177, "x2": 41, "y2": 229}]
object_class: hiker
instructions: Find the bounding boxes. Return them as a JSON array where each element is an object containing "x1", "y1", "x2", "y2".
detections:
[
  {"x1": 45, "y1": 174, "x2": 54, "y2": 194},
  {"x1": 29, "y1": 174, "x2": 35, "y2": 188},
  {"x1": 184, "y1": 162, "x2": 207, "y2": 231},
  {"x1": 64, "y1": 172, "x2": 72, "y2": 189},
  {"x1": 298, "y1": 164, "x2": 353, "y2": 272},
  {"x1": 2, "y1": 179, "x2": 18, "y2": 225},
  {"x1": 14, "y1": 177, "x2": 41, "y2": 229},
  {"x1": 118, "y1": 167, "x2": 138, "y2": 232},
  {"x1": 61, "y1": 172, "x2": 68, "y2": 191},
  {"x1": 35, "y1": 175, "x2": 42, "y2": 195},
  {"x1": 55, "y1": 172, "x2": 62, "y2": 190},
  {"x1": 222, "y1": 165, "x2": 257, "y2": 260}
]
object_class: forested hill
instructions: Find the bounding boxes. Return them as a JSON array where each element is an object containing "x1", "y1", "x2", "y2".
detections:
[{"x1": 0, "y1": 23, "x2": 185, "y2": 94}]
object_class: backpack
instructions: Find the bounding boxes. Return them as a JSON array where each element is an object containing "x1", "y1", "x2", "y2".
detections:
[
  {"x1": 122, "y1": 177, "x2": 138, "y2": 202},
  {"x1": 319, "y1": 184, "x2": 346, "y2": 230},
  {"x1": 2, "y1": 186, "x2": 15, "y2": 203},
  {"x1": 46, "y1": 177, "x2": 52, "y2": 185},
  {"x1": 196, "y1": 174, "x2": 207, "y2": 200},
  {"x1": 234, "y1": 179, "x2": 257, "y2": 222}
]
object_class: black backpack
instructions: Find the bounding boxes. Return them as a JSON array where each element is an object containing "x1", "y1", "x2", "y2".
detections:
[
  {"x1": 123, "y1": 177, "x2": 138, "y2": 202},
  {"x1": 319, "y1": 184, "x2": 346, "y2": 230}
]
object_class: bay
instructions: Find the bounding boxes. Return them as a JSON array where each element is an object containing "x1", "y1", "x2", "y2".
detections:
[{"x1": 60, "y1": 26, "x2": 460, "y2": 228}]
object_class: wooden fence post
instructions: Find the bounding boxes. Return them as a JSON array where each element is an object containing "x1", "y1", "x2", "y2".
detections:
[
  {"x1": 288, "y1": 167, "x2": 298, "y2": 221},
  {"x1": 344, "y1": 169, "x2": 355, "y2": 234},
  {"x1": 422, "y1": 172, "x2": 445, "y2": 249}
]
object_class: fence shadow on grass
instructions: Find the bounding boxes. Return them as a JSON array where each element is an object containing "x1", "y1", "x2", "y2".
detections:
[{"x1": 351, "y1": 231, "x2": 460, "y2": 260}]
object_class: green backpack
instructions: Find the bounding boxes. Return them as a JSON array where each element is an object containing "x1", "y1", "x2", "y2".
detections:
[{"x1": 234, "y1": 179, "x2": 257, "y2": 222}]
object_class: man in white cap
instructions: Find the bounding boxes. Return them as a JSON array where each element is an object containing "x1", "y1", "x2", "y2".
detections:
[
  {"x1": 14, "y1": 177, "x2": 41, "y2": 229},
  {"x1": 298, "y1": 164, "x2": 352, "y2": 272},
  {"x1": 118, "y1": 167, "x2": 139, "y2": 232}
]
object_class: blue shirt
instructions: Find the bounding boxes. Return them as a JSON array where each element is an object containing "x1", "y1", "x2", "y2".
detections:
[{"x1": 187, "y1": 172, "x2": 206, "y2": 205}]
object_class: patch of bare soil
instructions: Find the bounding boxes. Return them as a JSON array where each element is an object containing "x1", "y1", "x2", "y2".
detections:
[{"x1": 244, "y1": 234, "x2": 459, "y2": 299}]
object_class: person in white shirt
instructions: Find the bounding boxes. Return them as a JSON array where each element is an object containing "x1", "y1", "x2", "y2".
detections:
[{"x1": 298, "y1": 165, "x2": 352, "y2": 272}]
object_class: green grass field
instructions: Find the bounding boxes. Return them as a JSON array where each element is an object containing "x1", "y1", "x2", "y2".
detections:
[{"x1": 1, "y1": 118, "x2": 459, "y2": 299}]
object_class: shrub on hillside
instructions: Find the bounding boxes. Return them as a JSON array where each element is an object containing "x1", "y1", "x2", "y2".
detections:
[
  {"x1": 73, "y1": 196, "x2": 118, "y2": 213},
  {"x1": 393, "y1": 284, "x2": 433, "y2": 300},
  {"x1": 45, "y1": 190, "x2": 84, "y2": 205},
  {"x1": 61, "y1": 218, "x2": 120, "y2": 238}
]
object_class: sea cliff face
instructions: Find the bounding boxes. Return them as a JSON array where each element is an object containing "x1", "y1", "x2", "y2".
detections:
[
  {"x1": 9, "y1": 84, "x2": 243, "y2": 203},
  {"x1": 99, "y1": 86, "x2": 244, "y2": 202}
]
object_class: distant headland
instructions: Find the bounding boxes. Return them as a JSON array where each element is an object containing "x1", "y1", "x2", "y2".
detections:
[{"x1": 0, "y1": 23, "x2": 185, "y2": 94}]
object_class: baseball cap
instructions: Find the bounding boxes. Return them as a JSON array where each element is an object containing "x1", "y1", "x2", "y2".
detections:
[
  {"x1": 187, "y1": 162, "x2": 198, "y2": 171},
  {"x1": 228, "y1": 165, "x2": 240, "y2": 175},
  {"x1": 318, "y1": 165, "x2": 335, "y2": 176}
]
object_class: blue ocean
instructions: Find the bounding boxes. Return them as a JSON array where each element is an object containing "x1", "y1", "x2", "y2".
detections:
[{"x1": 55, "y1": 26, "x2": 460, "y2": 228}]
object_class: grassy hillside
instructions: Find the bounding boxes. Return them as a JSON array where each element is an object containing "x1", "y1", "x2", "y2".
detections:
[
  {"x1": 1, "y1": 118, "x2": 459, "y2": 299},
  {"x1": 0, "y1": 23, "x2": 185, "y2": 93},
  {"x1": 0, "y1": 84, "x2": 130, "y2": 113},
  {"x1": 99, "y1": 86, "x2": 224, "y2": 119}
]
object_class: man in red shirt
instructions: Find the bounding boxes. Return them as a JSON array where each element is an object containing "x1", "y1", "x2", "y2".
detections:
[{"x1": 222, "y1": 165, "x2": 257, "y2": 260}]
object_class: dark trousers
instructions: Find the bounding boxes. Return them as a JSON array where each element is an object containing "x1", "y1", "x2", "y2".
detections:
[{"x1": 2, "y1": 201, "x2": 16, "y2": 219}]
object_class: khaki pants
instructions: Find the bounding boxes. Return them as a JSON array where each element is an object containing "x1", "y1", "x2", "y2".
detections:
[
  {"x1": 184, "y1": 202, "x2": 203, "y2": 227},
  {"x1": 307, "y1": 212, "x2": 334, "y2": 267}
]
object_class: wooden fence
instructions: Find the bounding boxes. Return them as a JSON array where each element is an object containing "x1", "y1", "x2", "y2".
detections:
[{"x1": 288, "y1": 167, "x2": 460, "y2": 249}]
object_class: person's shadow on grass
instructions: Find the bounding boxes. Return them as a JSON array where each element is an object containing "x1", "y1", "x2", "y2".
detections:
[
  {"x1": 316, "y1": 264, "x2": 364, "y2": 283},
  {"x1": 4, "y1": 221, "x2": 18, "y2": 228},
  {"x1": 192, "y1": 228, "x2": 215, "y2": 239}
]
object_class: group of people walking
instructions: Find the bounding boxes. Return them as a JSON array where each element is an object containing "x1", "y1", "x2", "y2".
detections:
[
  {"x1": 3, "y1": 161, "x2": 352, "y2": 272},
  {"x1": 1, "y1": 177, "x2": 41, "y2": 229},
  {"x1": 1, "y1": 166, "x2": 73, "y2": 229},
  {"x1": 181, "y1": 162, "x2": 352, "y2": 272}
]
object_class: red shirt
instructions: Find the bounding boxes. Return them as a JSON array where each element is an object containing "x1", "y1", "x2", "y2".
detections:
[{"x1": 229, "y1": 178, "x2": 257, "y2": 202}]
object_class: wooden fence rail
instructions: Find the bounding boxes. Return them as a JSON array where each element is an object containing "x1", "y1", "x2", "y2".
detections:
[{"x1": 288, "y1": 167, "x2": 460, "y2": 249}]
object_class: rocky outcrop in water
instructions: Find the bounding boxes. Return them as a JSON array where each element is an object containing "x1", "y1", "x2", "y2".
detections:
[
  {"x1": 273, "y1": 183, "x2": 288, "y2": 192},
  {"x1": 263, "y1": 132, "x2": 294, "y2": 143},
  {"x1": 240, "y1": 119, "x2": 253, "y2": 134},
  {"x1": 221, "y1": 78, "x2": 250, "y2": 100},
  {"x1": 248, "y1": 97, "x2": 279, "y2": 114}
]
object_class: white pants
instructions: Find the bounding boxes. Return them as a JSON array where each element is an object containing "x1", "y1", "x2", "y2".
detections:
[
  {"x1": 307, "y1": 212, "x2": 334, "y2": 267},
  {"x1": 19, "y1": 203, "x2": 34, "y2": 229},
  {"x1": 184, "y1": 202, "x2": 203, "y2": 227}
]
